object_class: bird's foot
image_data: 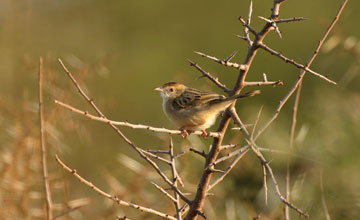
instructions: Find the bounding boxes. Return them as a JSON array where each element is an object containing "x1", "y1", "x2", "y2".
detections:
[
  {"x1": 179, "y1": 128, "x2": 189, "y2": 138},
  {"x1": 201, "y1": 129, "x2": 208, "y2": 138}
]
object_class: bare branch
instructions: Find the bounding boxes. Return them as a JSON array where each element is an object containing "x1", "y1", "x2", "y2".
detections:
[
  {"x1": 51, "y1": 205, "x2": 85, "y2": 220},
  {"x1": 238, "y1": 16, "x2": 257, "y2": 36},
  {"x1": 193, "y1": 51, "x2": 246, "y2": 71},
  {"x1": 151, "y1": 181, "x2": 177, "y2": 203},
  {"x1": 262, "y1": 163, "x2": 268, "y2": 206},
  {"x1": 54, "y1": 100, "x2": 221, "y2": 138},
  {"x1": 244, "y1": 0, "x2": 254, "y2": 46},
  {"x1": 143, "y1": 150, "x2": 172, "y2": 165},
  {"x1": 276, "y1": 17, "x2": 309, "y2": 23},
  {"x1": 258, "y1": 43, "x2": 337, "y2": 85},
  {"x1": 39, "y1": 57, "x2": 53, "y2": 220},
  {"x1": 258, "y1": 16, "x2": 282, "y2": 38},
  {"x1": 169, "y1": 137, "x2": 183, "y2": 220},
  {"x1": 55, "y1": 155, "x2": 177, "y2": 220},
  {"x1": 187, "y1": 59, "x2": 230, "y2": 93}
]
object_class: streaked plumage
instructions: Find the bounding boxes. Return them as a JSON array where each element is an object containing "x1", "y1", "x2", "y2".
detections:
[{"x1": 155, "y1": 82, "x2": 260, "y2": 132}]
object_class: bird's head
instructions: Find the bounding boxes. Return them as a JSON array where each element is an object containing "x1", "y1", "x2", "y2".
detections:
[{"x1": 155, "y1": 82, "x2": 186, "y2": 100}]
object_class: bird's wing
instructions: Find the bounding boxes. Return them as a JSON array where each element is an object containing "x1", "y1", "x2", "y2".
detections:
[{"x1": 173, "y1": 88, "x2": 225, "y2": 109}]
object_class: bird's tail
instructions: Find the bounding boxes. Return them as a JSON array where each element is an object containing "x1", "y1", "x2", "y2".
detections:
[{"x1": 227, "y1": 90, "x2": 261, "y2": 100}]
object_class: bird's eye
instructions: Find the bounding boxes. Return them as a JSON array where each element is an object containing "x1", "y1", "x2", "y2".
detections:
[{"x1": 169, "y1": 88, "x2": 174, "y2": 92}]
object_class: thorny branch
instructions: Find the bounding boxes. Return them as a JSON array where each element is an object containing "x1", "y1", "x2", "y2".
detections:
[{"x1": 54, "y1": 0, "x2": 348, "y2": 219}]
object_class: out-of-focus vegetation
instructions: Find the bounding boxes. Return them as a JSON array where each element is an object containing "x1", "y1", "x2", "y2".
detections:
[{"x1": 0, "y1": 0, "x2": 359, "y2": 219}]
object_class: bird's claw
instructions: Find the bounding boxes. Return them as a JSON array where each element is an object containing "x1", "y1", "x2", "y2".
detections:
[{"x1": 201, "y1": 130, "x2": 208, "y2": 138}]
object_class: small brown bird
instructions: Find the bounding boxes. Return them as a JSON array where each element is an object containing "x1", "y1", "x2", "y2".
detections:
[{"x1": 155, "y1": 82, "x2": 260, "y2": 136}]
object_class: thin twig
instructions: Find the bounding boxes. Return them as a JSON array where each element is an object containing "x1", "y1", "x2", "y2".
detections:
[
  {"x1": 251, "y1": 106, "x2": 263, "y2": 139},
  {"x1": 193, "y1": 51, "x2": 246, "y2": 71},
  {"x1": 285, "y1": 78, "x2": 302, "y2": 219},
  {"x1": 143, "y1": 150, "x2": 172, "y2": 165},
  {"x1": 239, "y1": 16, "x2": 257, "y2": 36},
  {"x1": 174, "y1": 147, "x2": 207, "y2": 159},
  {"x1": 169, "y1": 137, "x2": 183, "y2": 220},
  {"x1": 188, "y1": 59, "x2": 230, "y2": 93},
  {"x1": 54, "y1": 100, "x2": 221, "y2": 138},
  {"x1": 151, "y1": 181, "x2": 177, "y2": 203},
  {"x1": 55, "y1": 155, "x2": 176, "y2": 220},
  {"x1": 51, "y1": 205, "x2": 84, "y2": 220},
  {"x1": 276, "y1": 17, "x2": 309, "y2": 23},
  {"x1": 258, "y1": 42, "x2": 336, "y2": 85},
  {"x1": 258, "y1": 16, "x2": 282, "y2": 38},
  {"x1": 208, "y1": 145, "x2": 249, "y2": 168},
  {"x1": 244, "y1": 80, "x2": 283, "y2": 87},
  {"x1": 39, "y1": 57, "x2": 53, "y2": 220},
  {"x1": 208, "y1": 146, "x2": 250, "y2": 191},
  {"x1": 244, "y1": 0, "x2": 253, "y2": 46},
  {"x1": 262, "y1": 163, "x2": 268, "y2": 206}
]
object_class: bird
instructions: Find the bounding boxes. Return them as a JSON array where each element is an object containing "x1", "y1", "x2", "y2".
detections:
[{"x1": 155, "y1": 82, "x2": 260, "y2": 137}]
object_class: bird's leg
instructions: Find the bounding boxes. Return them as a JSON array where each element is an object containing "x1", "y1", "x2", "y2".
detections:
[
  {"x1": 179, "y1": 127, "x2": 189, "y2": 138},
  {"x1": 201, "y1": 129, "x2": 208, "y2": 138}
]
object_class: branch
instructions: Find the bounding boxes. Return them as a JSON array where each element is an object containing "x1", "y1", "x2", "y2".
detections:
[
  {"x1": 193, "y1": 51, "x2": 246, "y2": 71},
  {"x1": 187, "y1": 59, "x2": 230, "y2": 93},
  {"x1": 258, "y1": 42, "x2": 337, "y2": 85},
  {"x1": 39, "y1": 57, "x2": 53, "y2": 220},
  {"x1": 55, "y1": 155, "x2": 177, "y2": 220},
  {"x1": 276, "y1": 17, "x2": 308, "y2": 23},
  {"x1": 151, "y1": 181, "x2": 177, "y2": 203},
  {"x1": 169, "y1": 137, "x2": 183, "y2": 220},
  {"x1": 54, "y1": 100, "x2": 221, "y2": 138}
]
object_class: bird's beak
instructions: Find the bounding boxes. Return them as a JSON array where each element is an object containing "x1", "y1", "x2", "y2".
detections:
[{"x1": 154, "y1": 87, "x2": 163, "y2": 92}]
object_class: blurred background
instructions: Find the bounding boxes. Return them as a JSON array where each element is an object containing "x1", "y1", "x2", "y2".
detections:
[{"x1": 0, "y1": 0, "x2": 359, "y2": 219}]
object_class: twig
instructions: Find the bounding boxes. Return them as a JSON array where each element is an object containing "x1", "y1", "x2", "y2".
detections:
[
  {"x1": 259, "y1": 42, "x2": 336, "y2": 85},
  {"x1": 219, "y1": 144, "x2": 238, "y2": 151},
  {"x1": 258, "y1": 16, "x2": 282, "y2": 38},
  {"x1": 54, "y1": 100, "x2": 221, "y2": 138},
  {"x1": 244, "y1": 0, "x2": 253, "y2": 46},
  {"x1": 238, "y1": 16, "x2": 257, "y2": 36},
  {"x1": 146, "y1": 150, "x2": 170, "y2": 154},
  {"x1": 251, "y1": 106, "x2": 263, "y2": 139},
  {"x1": 39, "y1": 57, "x2": 53, "y2": 220},
  {"x1": 276, "y1": 17, "x2": 309, "y2": 23},
  {"x1": 55, "y1": 155, "x2": 177, "y2": 220},
  {"x1": 169, "y1": 137, "x2": 183, "y2": 220},
  {"x1": 254, "y1": 0, "x2": 348, "y2": 140},
  {"x1": 262, "y1": 163, "x2": 268, "y2": 206},
  {"x1": 285, "y1": 77, "x2": 302, "y2": 219},
  {"x1": 208, "y1": 146, "x2": 250, "y2": 191},
  {"x1": 143, "y1": 150, "x2": 172, "y2": 165},
  {"x1": 187, "y1": 59, "x2": 230, "y2": 93},
  {"x1": 151, "y1": 181, "x2": 177, "y2": 203},
  {"x1": 174, "y1": 147, "x2": 207, "y2": 159},
  {"x1": 209, "y1": 145, "x2": 249, "y2": 168},
  {"x1": 51, "y1": 205, "x2": 84, "y2": 220},
  {"x1": 193, "y1": 51, "x2": 246, "y2": 71}
]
